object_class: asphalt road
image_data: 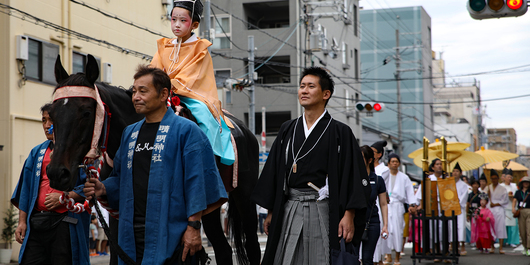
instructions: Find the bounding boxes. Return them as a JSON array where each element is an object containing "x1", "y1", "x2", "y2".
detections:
[
  {"x1": 85, "y1": 238, "x2": 530, "y2": 265},
  {"x1": 398, "y1": 244, "x2": 530, "y2": 265}
]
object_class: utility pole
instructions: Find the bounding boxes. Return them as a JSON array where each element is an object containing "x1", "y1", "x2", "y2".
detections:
[
  {"x1": 261, "y1": 106, "x2": 266, "y2": 153},
  {"x1": 392, "y1": 16, "x2": 422, "y2": 158},
  {"x1": 204, "y1": 0, "x2": 211, "y2": 52},
  {"x1": 395, "y1": 28, "x2": 403, "y2": 158},
  {"x1": 248, "y1": 36, "x2": 255, "y2": 134}
]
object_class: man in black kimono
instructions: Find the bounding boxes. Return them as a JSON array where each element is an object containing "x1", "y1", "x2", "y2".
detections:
[{"x1": 252, "y1": 67, "x2": 370, "y2": 265}]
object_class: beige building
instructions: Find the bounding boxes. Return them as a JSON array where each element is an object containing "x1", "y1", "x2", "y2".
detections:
[
  {"x1": 431, "y1": 51, "x2": 484, "y2": 151},
  {"x1": 0, "y1": 0, "x2": 180, "y2": 260},
  {"x1": 487, "y1": 128, "x2": 517, "y2": 153}
]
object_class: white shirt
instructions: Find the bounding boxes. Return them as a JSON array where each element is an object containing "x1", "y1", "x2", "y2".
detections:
[
  {"x1": 302, "y1": 110, "x2": 327, "y2": 138},
  {"x1": 171, "y1": 33, "x2": 198, "y2": 44}
]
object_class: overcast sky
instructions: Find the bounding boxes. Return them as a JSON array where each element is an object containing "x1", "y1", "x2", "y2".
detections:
[{"x1": 362, "y1": 0, "x2": 530, "y2": 148}]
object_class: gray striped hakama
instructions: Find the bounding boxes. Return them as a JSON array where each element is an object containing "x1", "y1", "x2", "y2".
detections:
[{"x1": 274, "y1": 189, "x2": 330, "y2": 265}]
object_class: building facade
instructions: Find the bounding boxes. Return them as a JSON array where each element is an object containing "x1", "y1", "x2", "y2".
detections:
[
  {"x1": 487, "y1": 128, "x2": 517, "y2": 153},
  {"x1": 359, "y1": 6, "x2": 434, "y2": 175},
  {"x1": 0, "y1": 0, "x2": 176, "y2": 260},
  {"x1": 431, "y1": 52, "x2": 484, "y2": 151},
  {"x1": 206, "y1": 0, "x2": 363, "y2": 145}
]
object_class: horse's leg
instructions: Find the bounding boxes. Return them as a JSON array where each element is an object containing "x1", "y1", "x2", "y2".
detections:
[
  {"x1": 230, "y1": 178, "x2": 261, "y2": 265},
  {"x1": 202, "y1": 207, "x2": 233, "y2": 265}
]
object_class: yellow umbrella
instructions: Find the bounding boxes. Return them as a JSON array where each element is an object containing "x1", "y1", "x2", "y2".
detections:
[
  {"x1": 475, "y1": 147, "x2": 519, "y2": 164},
  {"x1": 413, "y1": 149, "x2": 485, "y2": 171},
  {"x1": 484, "y1": 161, "x2": 528, "y2": 171},
  {"x1": 408, "y1": 141, "x2": 471, "y2": 159}
]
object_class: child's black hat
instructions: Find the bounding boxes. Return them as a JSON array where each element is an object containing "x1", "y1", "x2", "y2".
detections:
[{"x1": 173, "y1": 0, "x2": 203, "y2": 23}]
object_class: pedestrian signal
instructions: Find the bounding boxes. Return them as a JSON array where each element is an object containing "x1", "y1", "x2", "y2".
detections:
[
  {"x1": 468, "y1": 0, "x2": 528, "y2": 19},
  {"x1": 355, "y1": 102, "x2": 385, "y2": 113}
]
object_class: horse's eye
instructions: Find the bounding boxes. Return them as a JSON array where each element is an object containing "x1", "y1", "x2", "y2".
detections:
[{"x1": 82, "y1": 111, "x2": 91, "y2": 118}]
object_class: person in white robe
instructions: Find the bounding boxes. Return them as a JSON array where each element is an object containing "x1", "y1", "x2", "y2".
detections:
[
  {"x1": 371, "y1": 141, "x2": 392, "y2": 264},
  {"x1": 499, "y1": 168, "x2": 519, "y2": 247},
  {"x1": 449, "y1": 163, "x2": 470, "y2": 255},
  {"x1": 383, "y1": 153, "x2": 416, "y2": 265},
  {"x1": 487, "y1": 169, "x2": 510, "y2": 254}
]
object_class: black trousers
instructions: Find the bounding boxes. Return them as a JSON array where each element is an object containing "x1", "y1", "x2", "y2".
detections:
[
  {"x1": 355, "y1": 222, "x2": 381, "y2": 265},
  {"x1": 21, "y1": 212, "x2": 72, "y2": 265}
]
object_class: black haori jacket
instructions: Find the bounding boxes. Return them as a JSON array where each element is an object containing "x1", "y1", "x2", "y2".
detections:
[{"x1": 252, "y1": 113, "x2": 371, "y2": 265}]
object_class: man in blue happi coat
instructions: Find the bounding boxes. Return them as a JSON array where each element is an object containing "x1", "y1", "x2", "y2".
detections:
[
  {"x1": 84, "y1": 65, "x2": 228, "y2": 264},
  {"x1": 11, "y1": 103, "x2": 90, "y2": 265}
]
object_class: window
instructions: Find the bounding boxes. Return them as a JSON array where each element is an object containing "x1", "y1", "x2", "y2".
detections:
[
  {"x1": 353, "y1": 5, "x2": 358, "y2": 36},
  {"x1": 215, "y1": 69, "x2": 232, "y2": 104},
  {"x1": 72, "y1": 52, "x2": 101, "y2": 81},
  {"x1": 255, "y1": 56, "x2": 290, "y2": 84},
  {"x1": 225, "y1": 89, "x2": 232, "y2": 104},
  {"x1": 26, "y1": 38, "x2": 59, "y2": 85},
  {"x1": 215, "y1": 69, "x2": 231, "y2": 87},
  {"x1": 72, "y1": 52, "x2": 86, "y2": 74},
  {"x1": 244, "y1": 1, "x2": 289, "y2": 29},
  {"x1": 210, "y1": 15, "x2": 231, "y2": 50},
  {"x1": 354, "y1": 48, "x2": 359, "y2": 80},
  {"x1": 342, "y1": 42, "x2": 349, "y2": 69}
]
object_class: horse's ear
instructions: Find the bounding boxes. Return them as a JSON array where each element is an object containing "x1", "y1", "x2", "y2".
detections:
[
  {"x1": 85, "y1": 54, "x2": 99, "y2": 85},
  {"x1": 54, "y1": 55, "x2": 69, "y2": 84}
]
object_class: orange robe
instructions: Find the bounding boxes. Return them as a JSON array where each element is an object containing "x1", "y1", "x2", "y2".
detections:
[{"x1": 150, "y1": 37, "x2": 232, "y2": 127}]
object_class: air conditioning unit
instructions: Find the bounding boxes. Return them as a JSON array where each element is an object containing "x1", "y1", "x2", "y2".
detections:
[{"x1": 16, "y1": 35, "x2": 29, "y2": 61}]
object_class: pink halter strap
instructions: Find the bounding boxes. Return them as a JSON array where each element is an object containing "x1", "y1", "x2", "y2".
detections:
[{"x1": 53, "y1": 85, "x2": 105, "y2": 159}]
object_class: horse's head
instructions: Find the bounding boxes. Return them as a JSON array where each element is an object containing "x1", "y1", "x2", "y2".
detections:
[{"x1": 47, "y1": 54, "x2": 100, "y2": 191}]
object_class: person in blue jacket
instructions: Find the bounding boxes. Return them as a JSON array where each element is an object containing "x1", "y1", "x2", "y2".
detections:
[
  {"x1": 11, "y1": 103, "x2": 90, "y2": 265},
  {"x1": 84, "y1": 65, "x2": 227, "y2": 265}
]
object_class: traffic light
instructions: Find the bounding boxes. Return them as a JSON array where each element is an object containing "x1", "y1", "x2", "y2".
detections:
[
  {"x1": 355, "y1": 102, "x2": 385, "y2": 113},
  {"x1": 468, "y1": 0, "x2": 528, "y2": 20}
]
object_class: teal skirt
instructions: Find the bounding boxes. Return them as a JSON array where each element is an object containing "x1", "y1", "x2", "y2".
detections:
[
  {"x1": 506, "y1": 222, "x2": 520, "y2": 245},
  {"x1": 180, "y1": 97, "x2": 235, "y2": 165}
]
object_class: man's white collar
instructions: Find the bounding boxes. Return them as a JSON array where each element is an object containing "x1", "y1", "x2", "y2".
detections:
[{"x1": 302, "y1": 109, "x2": 327, "y2": 138}]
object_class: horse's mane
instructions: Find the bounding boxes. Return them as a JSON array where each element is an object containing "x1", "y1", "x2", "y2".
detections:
[
  {"x1": 54, "y1": 73, "x2": 94, "y2": 92},
  {"x1": 53, "y1": 72, "x2": 132, "y2": 100}
]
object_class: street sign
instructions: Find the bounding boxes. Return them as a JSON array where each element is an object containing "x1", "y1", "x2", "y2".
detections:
[{"x1": 259, "y1": 152, "x2": 269, "y2": 163}]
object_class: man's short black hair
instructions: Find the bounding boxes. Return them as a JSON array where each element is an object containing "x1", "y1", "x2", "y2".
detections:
[
  {"x1": 133, "y1": 65, "x2": 171, "y2": 95},
  {"x1": 300, "y1": 67, "x2": 334, "y2": 106},
  {"x1": 41, "y1": 103, "x2": 53, "y2": 114}
]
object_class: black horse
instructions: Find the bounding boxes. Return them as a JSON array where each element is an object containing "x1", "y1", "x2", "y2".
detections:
[{"x1": 47, "y1": 55, "x2": 261, "y2": 265}]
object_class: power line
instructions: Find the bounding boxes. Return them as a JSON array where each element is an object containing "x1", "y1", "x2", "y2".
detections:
[
  {"x1": 0, "y1": 3, "x2": 153, "y2": 61},
  {"x1": 70, "y1": 0, "x2": 170, "y2": 39}
]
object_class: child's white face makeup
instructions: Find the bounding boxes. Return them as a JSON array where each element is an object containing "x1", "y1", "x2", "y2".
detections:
[
  {"x1": 480, "y1": 199, "x2": 487, "y2": 207},
  {"x1": 171, "y1": 7, "x2": 197, "y2": 40}
]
